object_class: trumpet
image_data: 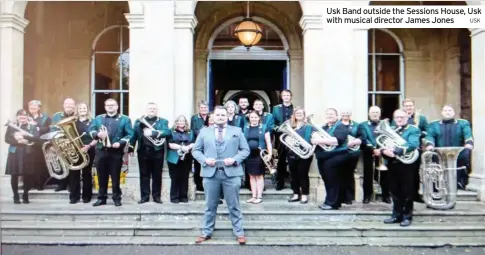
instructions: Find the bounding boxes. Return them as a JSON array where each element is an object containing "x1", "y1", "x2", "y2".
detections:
[
  {"x1": 347, "y1": 135, "x2": 360, "y2": 151},
  {"x1": 140, "y1": 115, "x2": 165, "y2": 146},
  {"x1": 99, "y1": 125, "x2": 111, "y2": 148},
  {"x1": 260, "y1": 149, "x2": 277, "y2": 175},
  {"x1": 4, "y1": 120, "x2": 34, "y2": 146},
  {"x1": 306, "y1": 114, "x2": 336, "y2": 151}
]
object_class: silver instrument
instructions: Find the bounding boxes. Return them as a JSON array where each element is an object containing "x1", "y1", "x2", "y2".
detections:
[
  {"x1": 140, "y1": 115, "x2": 165, "y2": 146},
  {"x1": 375, "y1": 119, "x2": 419, "y2": 164},
  {"x1": 260, "y1": 149, "x2": 277, "y2": 175},
  {"x1": 277, "y1": 120, "x2": 315, "y2": 159},
  {"x1": 305, "y1": 114, "x2": 336, "y2": 151},
  {"x1": 177, "y1": 143, "x2": 190, "y2": 160},
  {"x1": 347, "y1": 135, "x2": 360, "y2": 151},
  {"x1": 421, "y1": 147, "x2": 465, "y2": 210},
  {"x1": 99, "y1": 125, "x2": 111, "y2": 148},
  {"x1": 4, "y1": 121, "x2": 34, "y2": 146}
]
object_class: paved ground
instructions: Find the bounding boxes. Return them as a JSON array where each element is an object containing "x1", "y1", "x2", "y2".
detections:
[{"x1": 2, "y1": 245, "x2": 485, "y2": 255}]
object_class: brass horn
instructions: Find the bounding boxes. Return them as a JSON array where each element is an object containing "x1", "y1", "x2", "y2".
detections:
[
  {"x1": 375, "y1": 119, "x2": 419, "y2": 164},
  {"x1": 305, "y1": 114, "x2": 336, "y2": 152},
  {"x1": 277, "y1": 120, "x2": 315, "y2": 159},
  {"x1": 139, "y1": 115, "x2": 166, "y2": 146}
]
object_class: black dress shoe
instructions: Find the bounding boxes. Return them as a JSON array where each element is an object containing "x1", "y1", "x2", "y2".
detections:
[
  {"x1": 400, "y1": 219, "x2": 412, "y2": 227},
  {"x1": 69, "y1": 200, "x2": 78, "y2": 204},
  {"x1": 344, "y1": 200, "x2": 352, "y2": 205},
  {"x1": 180, "y1": 198, "x2": 188, "y2": 203},
  {"x1": 414, "y1": 195, "x2": 424, "y2": 203},
  {"x1": 276, "y1": 184, "x2": 284, "y2": 191},
  {"x1": 93, "y1": 200, "x2": 106, "y2": 207},
  {"x1": 22, "y1": 195, "x2": 29, "y2": 204},
  {"x1": 288, "y1": 197, "x2": 300, "y2": 202},
  {"x1": 138, "y1": 199, "x2": 149, "y2": 204},
  {"x1": 382, "y1": 197, "x2": 391, "y2": 204},
  {"x1": 383, "y1": 217, "x2": 401, "y2": 224},
  {"x1": 114, "y1": 201, "x2": 122, "y2": 207},
  {"x1": 82, "y1": 199, "x2": 91, "y2": 204},
  {"x1": 153, "y1": 198, "x2": 163, "y2": 204},
  {"x1": 219, "y1": 199, "x2": 224, "y2": 204},
  {"x1": 363, "y1": 198, "x2": 370, "y2": 204}
]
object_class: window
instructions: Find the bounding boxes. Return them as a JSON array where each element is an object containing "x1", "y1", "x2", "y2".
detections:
[
  {"x1": 368, "y1": 29, "x2": 404, "y2": 120},
  {"x1": 91, "y1": 25, "x2": 129, "y2": 116}
]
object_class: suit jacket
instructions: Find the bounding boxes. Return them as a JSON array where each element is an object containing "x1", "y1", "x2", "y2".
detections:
[{"x1": 191, "y1": 125, "x2": 250, "y2": 178}]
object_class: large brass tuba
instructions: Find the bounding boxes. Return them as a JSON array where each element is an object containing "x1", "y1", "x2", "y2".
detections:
[
  {"x1": 277, "y1": 120, "x2": 315, "y2": 159},
  {"x1": 421, "y1": 147, "x2": 465, "y2": 210},
  {"x1": 40, "y1": 116, "x2": 90, "y2": 179},
  {"x1": 375, "y1": 119, "x2": 419, "y2": 164},
  {"x1": 139, "y1": 115, "x2": 165, "y2": 146},
  {"x1": 305, "y1": 114, "x2": 336, "y2": 151}
]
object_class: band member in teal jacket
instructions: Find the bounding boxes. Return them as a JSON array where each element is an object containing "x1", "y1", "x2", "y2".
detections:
[
  {"x1": 225, "y1": 100, "x2": 244, "y2": 129},
  {"x1": 424, "y1": 104, "x2": 474, "y2": 189},
  {"x1": 190, "y1": 100, "x2": 209, "y2": 191},
  {"x1": 382, "y1": 109, "x2": 421, "y2": 227},
  {"x1": 88, "y1": 98, "x2": 133, "y2": 207}
]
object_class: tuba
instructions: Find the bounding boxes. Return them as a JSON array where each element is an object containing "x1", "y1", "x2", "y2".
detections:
[
  {"x1": 305, "y1": 114, "x2": 336, "y2": 151},
  {"x1": 40, "y1": 116, "x2": 90, "y2": 179},
  {"x1": 421, "y1": 147, "x2": 465, "y2": 210},
  {"x1": 375, "y1": 119, "x2": 419, "y2": 164},
  {"x1": 277, "y1": 120, "x2": 315, "y2": 159},
  {"x1": 260, "y1": 149, "x2": 277, "y2": 175},
  {"x1": 139, "y1": 115, "x2": 165, "y2": 146},
  {"x1": 4, "y1": 121, "x2": 34, "y2": 146}
]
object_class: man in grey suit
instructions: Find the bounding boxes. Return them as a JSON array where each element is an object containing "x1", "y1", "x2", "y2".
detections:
[{"x1": 192, "y1": 106, "x2": 250, "y2": 245}]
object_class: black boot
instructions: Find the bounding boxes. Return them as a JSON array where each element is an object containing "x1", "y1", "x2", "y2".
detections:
[
  {"x1": 22, "y1": 193, "x2": 29, "y2": 204},
  {"x1": 13, "y1": 193, "x2": 20, "y2": 204}
]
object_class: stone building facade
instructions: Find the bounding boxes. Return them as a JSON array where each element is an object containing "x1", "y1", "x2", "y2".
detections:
[{"x1": 0, "y1": 1, "x2": 483, "y2": 202}]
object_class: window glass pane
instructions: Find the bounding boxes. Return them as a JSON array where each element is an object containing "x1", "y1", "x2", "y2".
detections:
[
  {"x1": 367, "y1": 29, "x2": 373, "y2": 53},
  {"x1": 375, "y1": 55, "x2": 400, "y2": 91},
  {"x1": 368, "y1": 55, "x2": 374, "y2": 91},
  {"x1": 121, "y1": 93, "x2": 129, "y2": 116},
  {"x1": 119, "y1": 51, "x2": 129, "y2": 90},
  {"x1": 375, "y1": 94, "x2": 400, "y2": 120},
  {"x1": 368, "y1": 93, "x2": 373, "y2": 109},
  {"x1": 94, "y1": 92, "x2": 122, "y2": 116},
  {"x1": 121, "y1": 27, "x2": 130, "y2": 52},
  {"x1": 374, "y1": 29, "x2": 400, "y2": 54},
  {"x1": 94, "y1": 53, "x2": 121, "y2": 90},
  {"x1": 94, "y1": 27, "x2": 123, "y2": 52}
]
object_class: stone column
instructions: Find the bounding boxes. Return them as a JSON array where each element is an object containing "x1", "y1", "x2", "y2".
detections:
[
  {"x1": 174, "y1": 14, "x2": 197, "y2": 119},
  {"x1": 288, "y1": 50, "x2": 304, "y2": 107},
  {"x1": 445, "y1": 47, "x2": 461, "y2": 116},
  {"x1": 0, "y1": 13, "x2": 29, "y2": 175},
  {"x1": 194, "y1": 49, "x2": 208, "y2": 111},
  {"x1": 467, "y1": 28, "x2": 485, "y2": 201}
]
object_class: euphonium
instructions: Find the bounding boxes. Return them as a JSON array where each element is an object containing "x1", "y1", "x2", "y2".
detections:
[
  {"x1": 140, "y1": 115, "x2": 165, "y2": 146},
  {"x1": 347, "y1": 135, "x2": 360, "y2": 151},
  {"x1": 375, "y1": 119, "x2": 419, "y2": 164},
  {"x1": 421, "y1": 147, "x2": 465, "y2": 210},
  {"x1": 305, "y1": 114, "x2": 336, "y2": 151},
  {"x1": 4, "y1": 120, "x2": 34, "y2": 146},
  {"x1": 260, "y1": 149, "x2": 277, "y2": 175},
  {"x1": 40, "y1": 116, "x2": 90, "y2": 179},
  {"x1": 277, "y1": 120, "x2": 315, "y2": 159},
  {"x1": 99, "y1": 125, "x2": 111, "y2": 148}
]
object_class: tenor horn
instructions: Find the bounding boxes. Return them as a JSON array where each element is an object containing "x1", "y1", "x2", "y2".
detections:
[
  {"x1": 277, "y1": 120, "x2": 315, "y2": 159},
  {"x1": 375, "y1": 119, "x2": 419, "y2": 164},
  {"x1": 421, "y1": 147, "x2": 465, "y2": 210},
  {"x1": 140, "y1": 115, "x2": 165, "y2": 146}
]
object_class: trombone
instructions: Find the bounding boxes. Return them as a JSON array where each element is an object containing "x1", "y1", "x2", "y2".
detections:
[{"x1": 99, "y1": 125, "x2": 111, "y2": 148}]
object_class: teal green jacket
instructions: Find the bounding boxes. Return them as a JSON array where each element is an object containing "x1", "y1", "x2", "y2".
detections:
[
  {"x1": 228, "y1": 115, "x2": 244, "y2": 129},
  {"x1": 242, "y1": 112, "x2": 275, "y2": 134},
  {"x1": 386, "y1": 125, "x2": 421, "y2": 157},
  {"x1": 50, "y1": 112, "x2": 75, "y2": 132},
  {"x1": 359, "y1": 120, "x2": 379, "y2": 150},
  {"x1": 338, "y1": 120, "x2": 364, "y2": 154},
  {"x1": 424, "y1": 119, "x2": 474, "y2": 147},
  {"x1": 315, "y1": 122, "x2": 349, "y2": 159},
  {"x1": 88, "y1": 114, "x2": 133, "y2": 149},
  {"x1": 242, "y1": 124, "x2": 271, "y2": 150},
  {"x1": 272, "y1": 104, "x2": 292, "y2": 132},
  {"x1": 5, "y1": 124, "x2": 38, "y2": 153},
  {"x1": 129, "y1": 117, "x2": 170, "y2": 152},
  {"x1": 391, "y1": 113, "x2": 428, "y2": 136},
  {"x1": 166, "y1": 129, "x2": 195, "y2": 164},
  {"x1": 190, "y1": 114, "x2": 206, "y2": 138}
]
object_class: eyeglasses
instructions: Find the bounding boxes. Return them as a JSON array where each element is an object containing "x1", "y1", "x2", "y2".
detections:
[{"x1": 395, "y1": 116, "x2": 407, "y2": 119}]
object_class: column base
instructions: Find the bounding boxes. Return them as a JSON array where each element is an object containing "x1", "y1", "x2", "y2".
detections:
[{"x1": 466, "y1": 173, "x2": 485, "y2": 201}]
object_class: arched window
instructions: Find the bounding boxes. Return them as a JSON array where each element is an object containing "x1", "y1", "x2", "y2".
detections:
[
  {"x1": 91, "y1": 25, "x2": 129, "y2": 116},
  {"x1": 367, "y1": 29, "x2": 404, "y2": 120}
]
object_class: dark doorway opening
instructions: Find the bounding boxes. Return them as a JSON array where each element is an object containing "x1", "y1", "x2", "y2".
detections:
[{"x1": 208, "y1": 60, "x2": 287, "y2": 111}]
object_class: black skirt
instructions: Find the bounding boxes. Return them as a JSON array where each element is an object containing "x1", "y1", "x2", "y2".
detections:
[
  {"x1": 245, "y1": 150, "x2": 265, "y2": 176},
  {"x1": 5, "y1": 147, "x2": 34, "y2": 176}
]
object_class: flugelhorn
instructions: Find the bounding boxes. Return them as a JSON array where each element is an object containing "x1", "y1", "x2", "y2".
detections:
[
  {"x1": 139, "y1": 115, "x2": 165, "y2": 146},
  {"x1": 99, "y1": 125, "x2": 111, "y2": 148},
  {"x1": 4, "y1": 120, "x2": 34, "y2": 146},
  {"x1": 260, "y1": 149, "x2": 277, "y2": 175},
  {"x1": 305, "y1": 114, "x2": 336, "y2": 151},
  {"x1": 375, "y1": 119, "x2": 419, "y2": 164}
]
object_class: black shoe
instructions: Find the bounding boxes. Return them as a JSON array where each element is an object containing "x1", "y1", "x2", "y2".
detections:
[
  {"x1": 138, "y1": 199, "x2": 149, "y2": 204},
  {"x1": 383, "y1": 217, "x2": 401, "y2": 224},
  {"x1": 414, "y1": 195, "x2": 424, "y2": 203},
  {"x1": 344, "y1": 200, "x2": 352, "y2": 205},
  {"x1": 180, "y1": 198, "x2": 189, "y2": 203},
  {"x1": 153, "y1": 198, "x2": 163, "y2": 204},
  {"x1": 171, "y1": 200, "x2": 180, "y2": 204},
  {"x1": 22, "y1": 194, "x2": 29, "y2": 204},
  {"x1": 276, "y1": 184, "x2": 285, "y2": 191},
  {"x1": 400, "y1": 219, "x2": 412, "y2": 227},
  {"x1": 363, "y1": 198, "x2": 370, "y2": 204},
  {"x1": 13, "y1": 195, "x2": 20, "y2": 204},
  {"x1": 288, "y1": 197, "x2": 299, "y2": 202},
  {"x1": 114, "y1": 201, "x2": 122, "y2": 207},
  {"x1": 69, "y1": 200, "x2": 78, "y2": 204},
  {"x1": 82, "y1": 199, "x2": 91, "y2": 203},
  {"x1": 93, "y1": 200, "x2": 106, "y2": 207},
  {"x1": 219, "y1": 199, "x2": 223, "y2": 204},
  {"x1": 382, "y1": 197, "x2": 391, "y2": 204}
]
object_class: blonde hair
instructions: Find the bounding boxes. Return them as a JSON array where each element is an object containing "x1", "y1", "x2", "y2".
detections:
[
  {"x1": 75, "y1": 102, "x2": 92, "y2": 120},
  {"x1": 290, "y1": 106, "x2": 306, "y2": 128},
  {"x1": 172, "y1": 115, "x2": 190, "y2": 132}
]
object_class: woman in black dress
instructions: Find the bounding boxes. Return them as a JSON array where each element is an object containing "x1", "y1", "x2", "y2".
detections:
[
  {"x1": 27, "y1": 100, "x2": 52, "y2": 190},
  {"x1": 243, "y1": 111, "x2": 272, "y2": 204},
  {"x1": 5, "y1": 109, "x2": 42, "y2": 204},
  {"x1": 69, "y1": 102, "x2": 97, "y2": 204}
]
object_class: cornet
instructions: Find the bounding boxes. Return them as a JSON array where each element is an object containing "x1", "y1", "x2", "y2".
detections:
[
  {"x1": 260, "y1": 149, "x2": 277, "y2": 175},
  {"x1": 99, "y1": 125, "x2": 111, "y2": 148}
]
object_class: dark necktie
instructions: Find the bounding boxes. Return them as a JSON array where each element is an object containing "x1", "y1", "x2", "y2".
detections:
[{"x1": 217, "y1": 127, "x2": 224, "y2": 142}]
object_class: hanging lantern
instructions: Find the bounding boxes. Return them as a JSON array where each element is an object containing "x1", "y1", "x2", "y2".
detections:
[{"x1": 234, "y1": 18, "x2": 263, "y2": 50}]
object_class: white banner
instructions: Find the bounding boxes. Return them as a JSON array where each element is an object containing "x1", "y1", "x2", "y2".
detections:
[{"x1": 322, "y1": 5, "x2": 485, "y2": 28}]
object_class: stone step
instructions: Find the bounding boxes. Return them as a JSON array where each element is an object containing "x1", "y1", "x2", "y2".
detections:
[
  {"x1": 195, "y1": 188, "x2": 293, "y2": 201},
  {"x1": 3, "y1": 220, "x2": 485, "y2": 238},
  {"x1": 2, "y1": 235, "x2": 485, "y2": 247},
  {"x1": 2, "y1": 200, "x2": 484, "y2": 223}
]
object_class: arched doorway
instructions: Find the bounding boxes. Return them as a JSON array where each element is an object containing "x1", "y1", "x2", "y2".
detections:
[
  {"x1": 207, "y1": 16, "x2": 290, "y2": 111},
  {"x1": 223, "y1": 90, "x2": 271, "y2": 111}
]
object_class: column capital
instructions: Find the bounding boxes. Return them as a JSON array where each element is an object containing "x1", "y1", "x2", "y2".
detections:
[
  {"x1": 469, "y1": 28, "x2": 485, "y2": 37},
  {"x1": 174, "y1": 14, "x2": 198, "y2": 33},
  {"x1": 124, "y1": 13, "x2": 145, "y2": 29},
  {"x1": 0, "y1": 13, "x2": 29, "y2": 33},
  {"x1": 299, "y1": 14, "x2": 322, "y2": 35},
  {"x1": 195, "y1": 49, "x2": 208, "y2": 60}
]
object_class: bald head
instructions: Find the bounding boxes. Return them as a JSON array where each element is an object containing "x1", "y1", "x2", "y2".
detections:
[{"x1": 368, "y1": 106, "x2": 381, "y2": 121}]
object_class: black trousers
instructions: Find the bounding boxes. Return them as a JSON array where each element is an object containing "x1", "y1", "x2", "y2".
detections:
[
  {"x1": 288, "y1": 157, "x2": 313, "y2": 195},
  {"x1": 69, "y1": 149, "x2": 95, "y2": 202},
  {"x1": 275, "y1": 133, "x2": 289, "y2": 186},
  {"x1": 137, "y1": 148, "x2": 164, "y2": 201},
  {"x1": 193, "y1": 160, "x2": 203, "y2": 190},
  {"x1": 342, "y1": 152, "x2": 359, "y2": 201},
  {"x1": 95, "y1": 149, "x2": 123, "y2": 202},
  {"x1": 457, "y1": 148, "x2": 472, "y2": 188},
  {"x1": 388, "y1": 160, "x2": 415, "y2": 220},
  {"x1": 11, "y1": 174, "x2": 31, "y2": 198},
  {"x1": 317, "y1": 153, "x2": 347, "y2": 208},
  {"x1": 168, "y1": 156, "x2": 192, "y2": 202},
  {"x1": 363, "y1": 150, "x2": 389, "y2": 199}
]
